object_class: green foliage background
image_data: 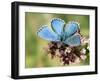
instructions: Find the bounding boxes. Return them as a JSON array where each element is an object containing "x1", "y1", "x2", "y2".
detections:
[{"x1": 25, "y1": 12, "x2": 89, "y2": 68}]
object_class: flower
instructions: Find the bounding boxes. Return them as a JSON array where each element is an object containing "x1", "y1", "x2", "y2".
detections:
[
  {"x1": 80, "y1": 48, "x2": 86, "y2": 54},
  {"x1": 65, "y1": 47, "x2": 72, "y2": 53},
  {"x1": 81, "y1": 37, "x2": 89, "y2": 45},
  {"x1": 44, "y1": 39, "x2": 89, "y2": 65},
  {"x1": 80, "y1": 55, "x2": 87, "y2": 60}
]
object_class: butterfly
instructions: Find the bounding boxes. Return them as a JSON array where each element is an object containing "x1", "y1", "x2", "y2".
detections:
[{"x1": 37, "y1": 18, "x2": 81, "y2": 46}]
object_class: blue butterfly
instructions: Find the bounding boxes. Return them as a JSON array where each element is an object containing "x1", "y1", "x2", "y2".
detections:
[{"x1": 37, "y1": 18, "x2": 81, "y2": 46}]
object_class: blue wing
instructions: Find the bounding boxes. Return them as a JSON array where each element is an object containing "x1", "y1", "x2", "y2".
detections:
[
  {"x1": 51, "y1": 18, "x2": 65, "y2": 35},
  {"x1": 64, "y1": 21, "x2": 80, "y2": 38},
  {"x1": 63, "y1": 35, "x2": 81, "y2": 46},
  {"x1": 37, "y1": 25, "x2": 60, "y2": 41}
]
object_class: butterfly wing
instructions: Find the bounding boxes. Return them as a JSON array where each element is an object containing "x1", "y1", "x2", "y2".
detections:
[
  {"x1": 51, "y1": 18, "x2": 65, "y2": 35},
  {"x1": 63, "y1": 34, "x2": 81, "y2": 46},
  {"x1": 64, "y1": 21, "x2": 80, "y2": 38},
  {"x1": 37, "y1": 25, "x2": 60, "y2": 41}
]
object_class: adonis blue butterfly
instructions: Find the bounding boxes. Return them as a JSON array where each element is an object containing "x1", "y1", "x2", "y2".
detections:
[{"x1": 37, "y1": 18, "x2": 81, "y2": 46}]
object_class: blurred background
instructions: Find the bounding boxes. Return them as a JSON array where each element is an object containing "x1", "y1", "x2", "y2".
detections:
[{"x1": 25, "y1": 12, "x2": 89, "y2": 68}]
